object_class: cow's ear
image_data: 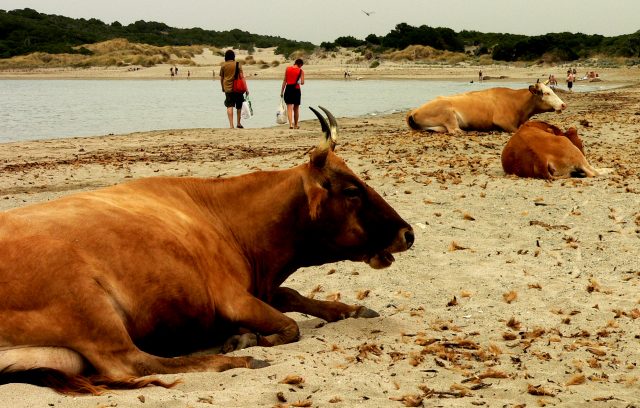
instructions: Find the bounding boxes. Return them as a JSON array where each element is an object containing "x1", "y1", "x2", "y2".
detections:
[
  {"x1": 565, "y1": 127, "x2": 580, "y2": 138},
  {"x1": 306, "y1": 184, "x2": 328, "y2": 220},
  {"x1": 528, "y1": 85, "x2": 540, "y2": 95},
  {"x1": 310, "y1": 146, "x2": 329, "y2": 168}
]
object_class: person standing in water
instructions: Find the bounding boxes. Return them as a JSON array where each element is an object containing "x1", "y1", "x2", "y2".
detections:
[
  {"x1": 219, "y1": 50, "x2": 249, "y2": 129},
  {"x1": 280, "y1": 59, "x2": 305, "y2": 129},
  {"x1": 566, "y1": 69, "x2": 575, "y2": 92}
]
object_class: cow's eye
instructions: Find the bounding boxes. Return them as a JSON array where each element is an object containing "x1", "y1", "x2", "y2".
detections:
[{"x1": 343, "y1": 186, "x2": 360, "y2": 198}]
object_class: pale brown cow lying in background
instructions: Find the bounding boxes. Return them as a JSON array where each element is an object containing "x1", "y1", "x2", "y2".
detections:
[
  {"x1": 406, "y1": 82, "x2": 566, "y2": 133},
  {"x1": 0, "y1": 107, "x2": 414, "y2": 394},
  {"x1": 501, "y1": 120, "x2": 607, "y2": 179}
]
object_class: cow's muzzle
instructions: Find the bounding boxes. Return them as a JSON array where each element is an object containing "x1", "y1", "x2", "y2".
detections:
[
  {"x1": 556, "y1": 103, "x2": 567, "y2": 113},
  {"x1": 366, "y1": 227, "x2": 414, "y2": 269}
]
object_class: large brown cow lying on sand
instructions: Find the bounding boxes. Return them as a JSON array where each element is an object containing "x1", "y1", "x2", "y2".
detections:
[
  {"x1": 501, "y1": 120, "x2": 606, "y2": 179},
  {"x1": 0, "y1": 107, "x2": 414, "y2": 394},
  {"x1": 406, "y1": 82, "x2": 566, "y2": 133}
]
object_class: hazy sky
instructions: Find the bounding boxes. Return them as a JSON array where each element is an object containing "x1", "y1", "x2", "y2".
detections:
[{"x1": 2, "y1": 0, "x2": 639, "y2": 44}]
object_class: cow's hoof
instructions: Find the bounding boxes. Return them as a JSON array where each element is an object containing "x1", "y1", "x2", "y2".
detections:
[
  {"x1": 222, "y1": 333, "x2": 258, "y2": 353},
  {"x1": 248, "y1": 358, "x2": 270, "y2": 369},
  {"x1": 354, "y1": 306, "x2": 380, "y2": 318}
]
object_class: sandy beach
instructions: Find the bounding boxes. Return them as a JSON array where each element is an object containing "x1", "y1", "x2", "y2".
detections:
[
  {"x1": 1, "y1": 46, "x2": 638, "y2": 84},
  {"x1": 0, "y1": 60, "x2": 639, "y2": 407}
]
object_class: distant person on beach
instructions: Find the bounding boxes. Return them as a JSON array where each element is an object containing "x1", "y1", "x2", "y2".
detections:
[
  {"x1": 170, "y1": 66, "x2": 174, "y2": 78},
  {"x1": 219, "y1": 49, "x2": 248, "y2": 129},
  {"x1": 479, "y1": 70, "x2": 483, "y2": 82},
  {"x1": 280, "y1": 58, "x2": 305, "y2": 129},
  {"x1": 175, "y1": 66, "x2": 179, "y2": 76},
  {"x1": 566, "y1": 70, "x2": 575, "y2": 91}
]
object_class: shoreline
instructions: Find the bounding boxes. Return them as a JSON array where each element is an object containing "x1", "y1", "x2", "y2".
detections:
[
  {"x1": 1, "y1": 46, "x2": 637, "y2": 83},
  {"x1": 1, "y1": 63, "x2": 638, "y2": 83},
  {"x1": 1, "y1": 75, "x2": 636, "y2": 88}
]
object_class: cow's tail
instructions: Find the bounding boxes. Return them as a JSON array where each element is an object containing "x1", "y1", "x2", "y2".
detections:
[
  {"x1": 593, "y1": 167, "x2": 614, "y2": 176},
  {"x1": 571, "y1": 164, "x2": 613, "y2": 178},
  {"x1": 406, "y1": 111, "x2": 422, "y2": 130},
  {"x1": 0, "y1": 368, "x2": 180, "y2": 395}
]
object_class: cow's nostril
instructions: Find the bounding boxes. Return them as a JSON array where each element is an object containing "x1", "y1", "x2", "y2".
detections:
[{"x1": 404, "y1": 229, "x2": 415, "y2": 249}]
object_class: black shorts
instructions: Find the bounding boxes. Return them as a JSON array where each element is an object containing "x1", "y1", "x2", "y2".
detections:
[
  {"x1": 283, "y1": 85, "x2": 301, "y2": 106},
  {"x1": 224, "y1": 92, "x2": 244, "y2": 109},
  {"x1": 567, "y1": 81, "x2": 573, "y2": 89}
]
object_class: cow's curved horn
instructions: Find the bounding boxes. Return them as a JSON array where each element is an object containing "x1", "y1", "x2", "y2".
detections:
[
  {"x1": 309, "y1": 106, "x2": 336, "y2": 151},
  {"x1": 318, "y1": 106, "x2": 338, "y2": 145},
  {"x1": 309, "y1": 106, "x2": 330, "y2": 138}
]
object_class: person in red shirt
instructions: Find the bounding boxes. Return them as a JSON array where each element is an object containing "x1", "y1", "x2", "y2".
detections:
[{"x1": 280, "y1": 59, "x2": 305, "y2": 129}]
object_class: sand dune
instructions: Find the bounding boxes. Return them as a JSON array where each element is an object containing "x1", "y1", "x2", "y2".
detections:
[{"x1": 1, "y1": 47, "x2": 638, "y2": 84}]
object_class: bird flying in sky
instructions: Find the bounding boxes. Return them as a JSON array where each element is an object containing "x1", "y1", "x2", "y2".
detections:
[{"x1": 361, "y1": 10, "x2": 375, "y2": 16}]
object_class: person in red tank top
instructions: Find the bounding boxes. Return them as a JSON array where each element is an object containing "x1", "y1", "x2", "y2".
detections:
[{"x1": 280, "y1": 59, "x2": 305, "y2": 129}]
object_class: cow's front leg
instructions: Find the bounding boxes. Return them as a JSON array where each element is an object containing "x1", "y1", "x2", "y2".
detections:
[
  {"x1": 271, "y1": 286, "x2": 379, "y2": 322},
  {"x1": 219, "y1": 290, "x2": 300, "y2": 352}
]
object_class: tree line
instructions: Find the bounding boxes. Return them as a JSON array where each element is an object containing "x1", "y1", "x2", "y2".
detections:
[
  {"x1": 0, "y1": 8, "x2": 315, "y2": 59},
  {"x1": 1, "y1": 9, "x2": 639, "y2": 62},
  {"x1": 323, "y1": 23, "x2": 640, "y2": 62}
]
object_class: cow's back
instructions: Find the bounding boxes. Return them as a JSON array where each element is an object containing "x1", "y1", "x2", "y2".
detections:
[
  {"x1": 409, "y1": 87, "x2": 531, "y2": 132},
  {"x1": 450, "y1": 88, "x2": 521, "y2": 128}
]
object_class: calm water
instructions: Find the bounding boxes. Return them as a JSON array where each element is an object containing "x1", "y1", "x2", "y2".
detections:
[{"x1": 0, "y1": 79, "x2": 617, "y2": 143}]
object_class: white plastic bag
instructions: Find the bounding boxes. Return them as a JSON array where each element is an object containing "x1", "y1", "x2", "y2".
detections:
[
  {"x1": 241, "y1": 97, "x2": 253, "y2": 120},
  {"x1": 276, "y1": 98, "x2": 287, "y2": 125}
]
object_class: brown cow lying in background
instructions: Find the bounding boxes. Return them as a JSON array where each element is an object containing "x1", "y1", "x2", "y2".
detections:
[
  {"x1": 406, "y1": 82, "x2": 566, "y2": 134},
  {"x1": 501, "y1": 120, "x2": 606, "y2": 179},
  {"x1": 0, "y1": 107, "x2": 414, "y2": 394}
]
